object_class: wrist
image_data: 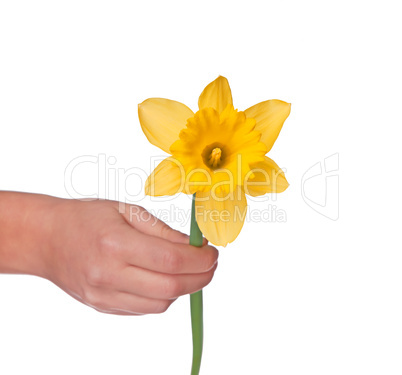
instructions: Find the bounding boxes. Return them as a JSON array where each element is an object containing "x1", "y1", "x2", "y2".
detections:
[{"x1": 0, "y1": 192, "x2": 60, "y2": 278}]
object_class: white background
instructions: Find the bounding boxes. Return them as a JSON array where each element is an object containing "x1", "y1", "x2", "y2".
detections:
[{"x1": 1, "y1": 1, "x2": 401, "y2": 374}]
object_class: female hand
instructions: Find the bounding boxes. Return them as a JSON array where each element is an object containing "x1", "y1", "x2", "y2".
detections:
[{"x1": 0, "y1": 193, "x2": 218, "y2": 315}]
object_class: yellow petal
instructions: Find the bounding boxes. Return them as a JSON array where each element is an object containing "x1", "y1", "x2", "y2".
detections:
[
  {"x1": 145, "y1": 157, "x2": 185, "y2": 196},
  {"x1": 195, "y1": 187, "x2": 247, "y2": 247},
  {"x1": 244, "y1": 100, "x2": 291, "y2": 152},
  {"x1": 198, "y1": 76, "x2": 233, "y2": 113},
  {"x1": 138, "y1": 98, "x2": 194, "y2": 154},
  {"x1": 244, "y1": 156, "x2": 289, "y2": 197}
]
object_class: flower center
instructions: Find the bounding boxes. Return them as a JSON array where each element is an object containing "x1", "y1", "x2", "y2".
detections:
[{"x1": 202, "y1": 142, "x2": 226, "y2": 170}]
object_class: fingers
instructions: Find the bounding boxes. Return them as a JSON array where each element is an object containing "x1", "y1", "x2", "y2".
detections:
[
  {"x1": 86, "y1": 203, "x2": 218, "y2": 316},
  {"x1": 112, "y1": 262, "x2": 218, "y2": 300},
  {"x1": 84, "y1": 261, "x2": 217, "y2": 315},
  {"x1": 113, "y1": 225, "x2": 218, "y2": 274},
  {"x1": 121, "y1": 205, "x2": 190, "y2": 244},
  {"x1": 84, "y1": 289, "x2": 176, "y2": 315}
]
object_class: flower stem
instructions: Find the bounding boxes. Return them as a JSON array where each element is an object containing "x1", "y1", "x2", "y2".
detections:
[{"x1": 189, "y1": 194, "x2": 203, "y2": 375}]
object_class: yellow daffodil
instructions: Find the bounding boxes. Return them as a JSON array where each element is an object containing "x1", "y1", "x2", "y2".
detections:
[{"x1": 138, "y1": 76, "x2": 290, "y2": 246}]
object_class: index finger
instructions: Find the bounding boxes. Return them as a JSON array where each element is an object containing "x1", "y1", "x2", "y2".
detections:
[{"x1": 116, "y1": 226, "x2": 218, "y2": 274}]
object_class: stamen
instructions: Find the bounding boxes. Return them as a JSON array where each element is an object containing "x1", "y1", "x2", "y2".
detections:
[
  {"x1": 202, "y1": 143, "x2": 226, "y2": 170},
  {"x1": 209, "y1": 148, "x2": 222, "y2": 168}
]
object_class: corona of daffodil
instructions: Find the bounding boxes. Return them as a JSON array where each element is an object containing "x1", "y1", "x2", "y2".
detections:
[{"x1": 138, "y1": 76, "x2": 290, "y2": 246}]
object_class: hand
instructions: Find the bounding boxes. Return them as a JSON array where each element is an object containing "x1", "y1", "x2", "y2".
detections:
[{"x1": 44, "y1": 199, "x2": 218, "y2": 315}]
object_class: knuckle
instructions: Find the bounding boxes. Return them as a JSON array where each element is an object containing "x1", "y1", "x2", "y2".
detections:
[
  {"x1": 162, "y1": 276, "x2": 183, "y2": 298},
  {"x1": 97, "y1": 230, "x2": 117, "y2": 255},
  {"x1": 161, "y1": 247, "x2": 183, "y2": 273},
  {"x1": 86, "y1": 265, "x2": 106, "y2": 287},
  {"x1": 134, "y1": 206, "x2": 154, "y2": 224},
  {"x1": 152, "y1": 300, "x2": 173, "y2": 314},
  {"x1": 130, "y1": 205, "x2": 146, "y2": 222},
  {"x1": 82, "y1": 289, "x2": 104, "y2": 309},
  {"x1": 159, "y1": 223, "x2": 171, "y2": 237}
]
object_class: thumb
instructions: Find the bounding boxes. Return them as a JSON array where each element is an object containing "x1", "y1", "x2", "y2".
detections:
[{"x1": 121, "y1": 204, "x2": 190, "y2": 244}]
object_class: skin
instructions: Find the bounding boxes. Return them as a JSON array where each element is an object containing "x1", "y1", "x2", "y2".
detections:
[{"x1": 0, "y1": 191, "x2": 218, "y2": 315}]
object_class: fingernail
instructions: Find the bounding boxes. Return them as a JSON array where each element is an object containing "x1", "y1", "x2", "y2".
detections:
[{"x1": 206, "y1": 260, "x2": 218, "y2": 272}]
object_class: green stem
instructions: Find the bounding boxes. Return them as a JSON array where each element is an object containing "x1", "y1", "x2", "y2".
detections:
[{"x1": 189, "y1": 194, "x2": 203, "y2": 375}]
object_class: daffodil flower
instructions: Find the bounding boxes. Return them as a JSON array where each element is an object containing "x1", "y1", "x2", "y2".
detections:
[
  {"x1": 139, "y1": 76, "x2": 291, "y2": 246},
  {"x1": 138, "y1": 76, "x2": 291, "y2": 375}
]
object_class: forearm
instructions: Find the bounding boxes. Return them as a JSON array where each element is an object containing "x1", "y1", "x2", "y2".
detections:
[{"x1": 0, "y1": 191, "x2": 57, "y2": 278}]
